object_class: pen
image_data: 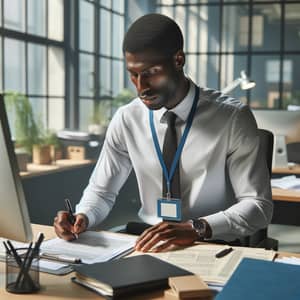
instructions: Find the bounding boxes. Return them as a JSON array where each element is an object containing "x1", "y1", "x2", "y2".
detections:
[
  {"x1": 40, "y1": 252, "x2": 82, "y2": 264},
  {"x1": 64, "y1": 198, "x2": 78, "y2": 240},
  {"x1": 215, "y1": 247, "x2": 233, "y2": 258},
  {"x1": 3, "y1": 241, "x2": 10, "y2": 254},
  {"x1": 18, "y1": 233, "x2": 45, "y2": 288},
  {"x1": 65, "y1": 198, "x2": 76, "y2": 225}
]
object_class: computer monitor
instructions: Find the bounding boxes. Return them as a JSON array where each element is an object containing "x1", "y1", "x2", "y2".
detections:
[
  {"x1": 252, "y1": 110, "x2": 300, "y2": 168},
  {"x1": 0, "y1": 95, "x2": 33, "y2": 242}
]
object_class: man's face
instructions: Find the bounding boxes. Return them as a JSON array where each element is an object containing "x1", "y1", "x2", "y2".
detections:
[{"x1": 125, "y1": 50, "x2": 181, "y2": 110}]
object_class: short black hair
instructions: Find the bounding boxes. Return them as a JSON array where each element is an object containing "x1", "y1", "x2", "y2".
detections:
[{"x1": 123, "y1": 14, "x2": 184, "y2": 57}]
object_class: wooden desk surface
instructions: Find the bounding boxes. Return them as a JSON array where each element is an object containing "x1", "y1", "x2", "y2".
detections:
[
  {"x1": 0, "y1": 225, "x2": 169, "y2": 300},
  {"x1": 272, "y1": 188, "x2": 300, "y2": 202},
  {"x1": 272, "y1": 165, "x2": 300, "y2": 175},
  {"x1": 272, "y1": 165, "x2": 300, "y2": 202},
  {"x1": 0, "y1": 225, "x2": 298, "y2": 300},
  {"x1": 19, "y1": 159, "x2": 96, "y2": 179}
]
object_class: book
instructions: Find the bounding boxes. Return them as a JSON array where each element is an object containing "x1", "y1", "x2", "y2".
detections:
[
  {"x1": 216, "y1": 258, "x2": 300, "y2": 300},
  {"x1": 72, "y1": 254, "x2": 192, "y2": 298}
]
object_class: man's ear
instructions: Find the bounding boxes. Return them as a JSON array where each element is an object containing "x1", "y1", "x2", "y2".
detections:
[{"x1": 173, "y1": 50, "x2": 185, "y2": 70}]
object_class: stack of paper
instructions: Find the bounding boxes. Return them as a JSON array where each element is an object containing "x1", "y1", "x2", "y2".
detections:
[
  {"x1": 271, "y1": 175, "x2": 300, "y2": 191},
  {"x1": 134, "y1": 244, "x2": 275, "y2": 286},
  {"x1": 1, "y1": 231, "x2": 137, "y2": 273},
  {"x1": 40, "y1": 231, "x2": 137, "y2": 264}
]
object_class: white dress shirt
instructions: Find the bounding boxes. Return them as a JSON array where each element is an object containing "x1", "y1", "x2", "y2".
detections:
[{"x1": 76, "y1": 80, "x2": 273, "y2": 241}]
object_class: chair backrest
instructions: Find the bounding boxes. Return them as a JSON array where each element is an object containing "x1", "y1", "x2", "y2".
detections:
[
  {"x1": 258, "y1": 129, "x2": 274, "y2": 176},
  {"x1": 242, "y1": 128, "x2": 277, "y2": 249}
]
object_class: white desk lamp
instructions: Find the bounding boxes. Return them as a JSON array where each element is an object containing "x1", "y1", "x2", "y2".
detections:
[{"x1": 222, "y1": 70, "x2": 256, "y2": 94}]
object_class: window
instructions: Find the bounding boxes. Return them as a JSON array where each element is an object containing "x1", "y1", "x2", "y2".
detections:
[
  {"x1": 78, "y1": 0, "x2": 125, "y2": 131},
  {"x1": 0, "y1": 0, "x2": 126, "y2": 134},
  {"x1": 0, "y1": 0, "x2": 65, "y2": 135},
  {"x1": 157, "y1": 0, "x2": 300, "y2": 109}
]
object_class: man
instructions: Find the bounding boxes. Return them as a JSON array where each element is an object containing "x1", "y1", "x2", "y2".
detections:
[{"x1": 54, "y1": 14, "x2": 273, "y2": 252}]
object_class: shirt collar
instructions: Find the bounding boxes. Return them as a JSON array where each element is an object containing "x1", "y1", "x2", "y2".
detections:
[{"x1": 156, "y1": 78, "x2": 196, "y2": 123}]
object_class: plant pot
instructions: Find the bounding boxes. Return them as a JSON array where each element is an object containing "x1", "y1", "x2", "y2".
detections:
[
  {"x1": 50, "y1": 145, "x2": 63, "y2": 162},
  {"x1": 32, "y1": 145, "x2": 51, "y2": 165},
  {"x1": 15, "y1": 150, "x2": 29, "y2": 172}
]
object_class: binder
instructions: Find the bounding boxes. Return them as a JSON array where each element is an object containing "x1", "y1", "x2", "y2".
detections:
[
  {"x1": 216, "y1": 258, "x2": 300, "y2": 300},
  {"x1": 72, "y1": 254, "x2": 192, "y2": 298}
]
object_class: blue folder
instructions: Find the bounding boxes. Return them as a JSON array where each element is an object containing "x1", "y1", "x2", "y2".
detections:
[{"x1": 216, "y1": 258, "x2": 300, "y2": 300}]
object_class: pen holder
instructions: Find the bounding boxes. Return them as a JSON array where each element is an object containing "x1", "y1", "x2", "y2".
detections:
[{"x1": 6, "y1": 247, "x2": 40, "y2": 294}]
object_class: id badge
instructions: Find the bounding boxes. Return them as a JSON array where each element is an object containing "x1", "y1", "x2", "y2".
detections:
[{"x1": 157, "y1": 198, "x2": 182, "y2": 221}]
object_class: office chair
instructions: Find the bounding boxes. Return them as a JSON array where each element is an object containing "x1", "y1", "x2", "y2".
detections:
[{"x1": 239, "y1": 129, "x2": 278, "y2": 250}]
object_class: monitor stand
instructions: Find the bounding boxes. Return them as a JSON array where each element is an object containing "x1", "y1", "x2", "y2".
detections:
[{"x1": 272, "y1": 135, "x2": 288, "y2": 168}]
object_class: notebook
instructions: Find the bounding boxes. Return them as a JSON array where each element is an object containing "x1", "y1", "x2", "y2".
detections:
[
  {"x1": 216, "y1": 258, "x2": 300, "y2": 300},
  {"x1": 72, "y1": 254, "x2": 192, "y2": 298}
]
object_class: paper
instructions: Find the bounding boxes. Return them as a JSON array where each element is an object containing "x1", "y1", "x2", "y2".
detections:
[
  {"x1": 40, "y1": 231, "x2": 137, "y2": 264},
  {"x1": 271, "y1": 175, "x2": 300, "y2": 190},
  {"x1": 0, "y1": 237, "x2": 28, "y2": 259},
  {"x1": 133, "y1": 244, "x2": 275, "y2": 285},
  {"x1": 275, "y1": 256, "x2": 300, "y2": 266},
  {"x1": 38, "y1": 260, "x2": 68, "y2": 271}
]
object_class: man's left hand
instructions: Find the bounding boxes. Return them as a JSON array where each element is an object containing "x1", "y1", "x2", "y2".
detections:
[{"x1": 135, "y1": 221, "x2": 199, "y2": 252}]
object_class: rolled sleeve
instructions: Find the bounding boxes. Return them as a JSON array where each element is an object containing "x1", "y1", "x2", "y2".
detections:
[{"x1": 75, "y1": 108, "x2": 132, "y2": 229}]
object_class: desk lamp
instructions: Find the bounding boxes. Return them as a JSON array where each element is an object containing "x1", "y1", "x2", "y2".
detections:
[{"x1": 222, "y1": 70, "x2": 256, "y2": 94}]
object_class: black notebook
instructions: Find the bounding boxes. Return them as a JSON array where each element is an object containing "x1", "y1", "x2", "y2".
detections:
[{"x1": 72, "y1": 254, "x2": 192, "y2": 298}]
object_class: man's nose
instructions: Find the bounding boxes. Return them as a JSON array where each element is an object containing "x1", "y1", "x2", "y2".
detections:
[{"x1": 136, "y1": 74, "x2": 150, "y2": 93}]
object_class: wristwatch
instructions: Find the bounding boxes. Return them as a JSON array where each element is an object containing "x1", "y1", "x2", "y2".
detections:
[{"x1": 189, "y1": 218, "x2": 209, "y2": 240}]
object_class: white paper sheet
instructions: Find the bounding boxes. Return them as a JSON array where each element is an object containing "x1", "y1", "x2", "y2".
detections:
[
  {"x1": 132, "y1": 244, "x2": 275, "y2": 285},
  {"x1": 275, "y1": 256, "x2": 300, "y2": 266},
  {"x1": 271, "y1": 175, "x2": 300, "y2": 190},
  {"x1": 40, "y1": 231, "x2": 137, "y2": 264}
]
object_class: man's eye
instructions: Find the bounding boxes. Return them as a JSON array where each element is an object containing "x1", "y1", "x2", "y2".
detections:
[{"x1": 148, "y1": 67, "x2": 161, "y2": 75}]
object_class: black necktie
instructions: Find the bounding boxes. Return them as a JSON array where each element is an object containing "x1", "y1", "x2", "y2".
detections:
[{"x1": 162, "y1": 111, "x2": 181, "y2": 199}]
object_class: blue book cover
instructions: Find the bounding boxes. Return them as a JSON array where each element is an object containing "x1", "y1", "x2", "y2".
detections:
[{"x1": 216, "y1": 258, "x2": 300, "y2": 300}]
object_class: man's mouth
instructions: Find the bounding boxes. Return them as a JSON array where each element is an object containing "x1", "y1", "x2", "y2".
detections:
[{"x1": 140, "y1": 94, "x2": 159, "y2": 104}]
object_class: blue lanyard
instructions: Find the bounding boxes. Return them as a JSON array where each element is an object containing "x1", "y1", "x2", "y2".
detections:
[{"x1": 149, "y1": 86, "x2": 200, "y2": 198}]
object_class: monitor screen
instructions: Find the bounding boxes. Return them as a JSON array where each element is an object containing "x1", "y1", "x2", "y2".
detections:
[
  {"x1": 0, "y1": 95, "x2": 32, "y2": 242},
  {"x1": 252, "y1": 110, "x2": 300, "y2": 144}
]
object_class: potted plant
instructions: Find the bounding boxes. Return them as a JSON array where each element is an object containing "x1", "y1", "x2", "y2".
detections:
[
  {"x1": 44, "y1": 130, "x2": 63, "y2": 163},
  {"x1": 5, "y1": 92, "x2": 41, "y2": 170},
  {"x1": 32, "y1": 139, "x2": 52, "y2": 165},
  {"x1": 88, "y1": 97, "x2": 112, "y2": 135}
]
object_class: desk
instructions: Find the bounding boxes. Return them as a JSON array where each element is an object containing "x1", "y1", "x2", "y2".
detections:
[
  {"x1": 272, "y1": 188, "x2": 300, "y2": 202},
  {"x1": 271, "y1": 166, "x2": 300, "y2": 225},
  {"x1": 19, "y1": 159, "x2": 95, "y2": 179},
  {"x1": 1, "y1": 225, "x2": 299, "y2": 300},
  {"x1": 0, "y1": 225, "x2": 168, "y2": 300},
  {"x1": 272, "y1": 165, "x2": 300, "y2": 175}
]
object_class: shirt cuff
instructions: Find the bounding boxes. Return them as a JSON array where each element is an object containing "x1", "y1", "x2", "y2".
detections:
[
  {"x1": 75, "y1": 208, "x2": 95, "y2": 229},
  {"x1": 203, "y1": 212, "x2": 231, "y2": 239}
]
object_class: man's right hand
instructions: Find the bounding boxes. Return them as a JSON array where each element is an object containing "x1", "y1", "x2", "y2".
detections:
[{"x1": 53, "y1": 211, "x2": 88, "y2": 241}]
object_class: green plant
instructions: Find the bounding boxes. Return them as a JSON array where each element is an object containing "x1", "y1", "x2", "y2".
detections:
[
  {"x1": 112, "y1": 88, "x2": 135, "y2": 109},
  {"x1": 89, "y1": 89, "x2": 135, "y2": 127},
  {"x1": 91, "y1": 99, "x2": 111, "y2": 126},
  {"x1": 282, "y1": 91, "x2": 300, "y2": 109},
  {"x1": 41, "y1": 130, "x2": 61, "y2": 149},
  {"x1": 5, "y1": 92, "x2": 41, "y2": 154}
]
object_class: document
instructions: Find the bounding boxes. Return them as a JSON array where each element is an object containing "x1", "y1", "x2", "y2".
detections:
[
  {"x1": 40, "y1": 231, "x2": 137, "y2": 264},
  {"x1": 271, "y1": 175, "x2": 300, "y2": 190},
  {"x1": 0, "y1": 237, "x2": 28, "y2": 259},
  {"x1": 133, "y1": 244, "x2": 275, "y2": 285},
  {"x1": 275, "y1": 256, "x2": 300, "y2": 266}
]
